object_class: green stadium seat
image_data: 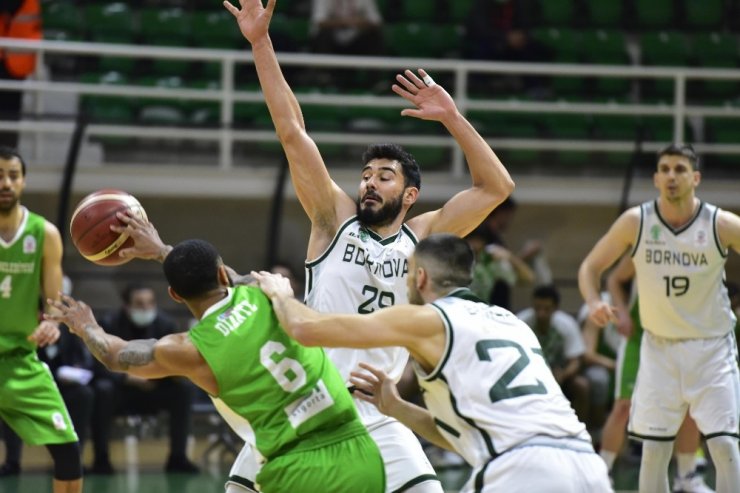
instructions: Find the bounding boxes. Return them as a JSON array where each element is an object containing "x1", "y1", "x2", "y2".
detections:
[
  {"x1": 191, "y1": 11, "x2": 242, "y2": 49},
  {"x1": 185, "y1": 79, "x2": 222, "y2": 126},
  {"x1": 137, "y1": 76, "x2": 188, "y2": 125},
  {"x1": 86, "y1": 3, "x2": 136, "y2": 43},
  {"x1": 684, "y1": 0, "x2": 725, "y2": 30},
  {"x1": 140, "y1": 8, "x2": 191, "y2": 46},
  {"x1": 641, "y1": 116, "x2": 693, "y2": 142},
  {"x1": 705, "y1": 118, "x2": 740, "y2": 144},
  {"x1": 531, "y1": 29, "x2": 584, "y2": 94},
  {"x1": 634, "y1": 0, "x2": 675, "y2": 29},
  {"x1": 691, "y1": 32, "x2": 739, "y2": 102},
  {"x1": 402, "y1": 0, "x2": 436, "y2": 22},
  {"x1": 269, "y1": 14, "x2": 310, "y2": 52},
  {"x1": 42, "y1": 0, "x2": 84, "y2": 40},
  {"x1": 586, "y1": 1, "x2": 623, "y2": 29},
  {"x1": 581, "y1": 30, "x2": 631, "y2": 97},
  {"x1": 80, "y1": 71, "x2": 136, "y2": 124},
  {"x1": 468, "y1": 110, "x2": 541, "y2": 139},
  {"x1": 449, "y1": 0, "x2": 474, "y2": 23},
  {"x1": 385, "y1": 23, "x2": 449, "y2": 58},
  {"x1": 640, "y1": 32, "x2": 690, "y2": 98},
  {"x1": 539, "y1": 0, "x2": 575, "y2": 27},
  {"x1": 404, "y1": 146, "x2": 448, "y2": 170},
  {"x1": 592, "y1": 115, "x2": 641, "y2": 141},
  {"x1": 541, "y1": 114, "x2": 592, "y2": 140}
]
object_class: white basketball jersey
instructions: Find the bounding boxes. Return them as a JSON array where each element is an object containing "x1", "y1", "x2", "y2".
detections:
[
  {"x1": 631, "y1": 200, "x2": 736, "y2": 339},
  {"x1": 305, "y1": 216, "x2": 417, "y2": 424},
  {"x1": 417, "y1": 290, "x2": 589, "y2": 468}
]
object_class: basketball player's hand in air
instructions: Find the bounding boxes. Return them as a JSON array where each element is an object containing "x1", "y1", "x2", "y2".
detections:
[
  {"x1": 224, "y1": 0, "x2": 275, "y2": 44},
  {"x1": 112, "y1": 211, "x2": 172, "y2": 263},
  {"x1": 251, "y1": 270, "x2": 294, "y2": 299},
  {"x1": 393, "y1": 69, "x2": 457, "y2": 123},
  {"x1": 45, "y1": 294, "x2": 97, "y2": 338},
  {"x1": 349, "y1": 363, "x2": 404, "y2": 418}
]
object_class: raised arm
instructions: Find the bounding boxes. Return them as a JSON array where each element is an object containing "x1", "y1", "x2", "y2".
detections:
[
  {"x1": 578, "y1": 208, "x2": 640, "y2": 327},
  {"x1": 398, "y1": 70, "x2": 514, "y2": 238},
  {"x1": 225, "y1": 0, "x2": 353, "y2": 235},
  {"x1": 46, "y1": 294, "x2": 217, "y2": 394},
  {"x1": 252, "y1": 270, "x2": 446, "y2": 370}
]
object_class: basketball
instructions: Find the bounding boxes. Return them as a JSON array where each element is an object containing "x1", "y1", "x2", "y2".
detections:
[{"x1": 70, "y1": 189, "x2": 147, "y2": 266}]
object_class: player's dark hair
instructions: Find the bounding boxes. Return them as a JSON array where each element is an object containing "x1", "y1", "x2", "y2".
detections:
[
  {"x1": 121, "y1": 283, "x2": 155, "y2": 304},
  {"x1": 658, "y1": 143, "x2": 700, "y2": 171},
  {"x1": 415, "y1": 234, "x2": 473, "y2": 290},
  {"x1": 362, "y1": 143, "x2": 421, "y2": 190},
  {"x1": 533, "y1": 284, "x2": 560, "y2": 306},
  {"x1": 164, "y1": 239, "x2": 222, "y2": 299},
  {"x1": 0, "y1": 146, "x2": 26, "y2": 176}
]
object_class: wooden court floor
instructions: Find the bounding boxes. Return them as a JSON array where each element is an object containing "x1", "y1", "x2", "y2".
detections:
[{"x1": 0, "y1": 437, "x2": 716, "y2": 492}]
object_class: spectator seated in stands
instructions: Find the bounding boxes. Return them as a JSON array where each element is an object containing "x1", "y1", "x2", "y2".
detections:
[
  {"x1": 517, "y1": 285, "x2": 590, "y2": 425},
  {"x1": 89, "y1": 283, "x2": 198, "y2": 475}
]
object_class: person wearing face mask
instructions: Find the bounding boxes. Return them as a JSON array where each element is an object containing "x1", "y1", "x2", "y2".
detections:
[{"x1": 88, "y1": 283, "x2": 199, "y2": 475}]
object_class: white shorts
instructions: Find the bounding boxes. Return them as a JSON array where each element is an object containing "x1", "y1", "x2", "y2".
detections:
[
  {"x1": 464, "y1": 438, "x2": 612, "y2": 493},
  {"x1": 629, "y1": 330, "x2": 740, "y2": 439},
  {"x1": 226, "y1": 417, "x2": 441, "y2": 493}
]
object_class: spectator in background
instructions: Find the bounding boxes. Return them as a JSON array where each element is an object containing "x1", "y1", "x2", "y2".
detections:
[
  {"x1": 270, "y1": 262, "x2": 303, "y2": 300},
  {"x1": 464, "y1": 0, "x2": 550, "y2": 96},
  {"x1": 517, "y1": 285, "x2": 590, "y2": 424},
  {"x1": 466, "y1": 224, "x2": 534, "y2": 307},
  {"x1": 89, "y1": 283, "x2": 198, "y2": 475},
  {"x1": 0, "y1": 0, "x2": 42, "y2": 148},
  {"x1": 475, "y1": 197, "x2": 551, "y2": 309},
  {"x1": 310, "y1": 0, "x2": 384, "y2": 56}
]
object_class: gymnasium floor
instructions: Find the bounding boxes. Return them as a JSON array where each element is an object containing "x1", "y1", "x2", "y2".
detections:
[{"x1": 0, "y1": 437, "x2": 715, "y2": 493}]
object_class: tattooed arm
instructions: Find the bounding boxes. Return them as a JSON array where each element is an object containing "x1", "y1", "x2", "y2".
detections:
[{"x1": 47, "y1": 295, "x2": 215, "y2": 392}]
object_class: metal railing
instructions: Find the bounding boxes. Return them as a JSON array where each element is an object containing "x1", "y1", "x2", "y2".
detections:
[{"x1": 1, "y1": 37, "x2": 740, "y2": 175}]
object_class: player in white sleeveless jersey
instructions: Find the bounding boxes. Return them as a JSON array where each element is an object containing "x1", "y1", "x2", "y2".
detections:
[
  {"x1": 579, "y1": 143, "x2": 740, "y2": 493},
  {"x1": 254, "y1": 234, "x2": 612, "y2": 493},
  {"x1": 224, "y1": 1, "x2": 514, "y2": 491}
]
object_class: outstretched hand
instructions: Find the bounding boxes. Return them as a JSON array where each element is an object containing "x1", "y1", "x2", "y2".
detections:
[
  {"x1": 392, "y1": 69, "x2": 457, "y2": 123},
  {"x1": 349, "y1": 363, "x2": 403, "y2": 417},
  {"x1": 27, "y1": 320, "x2": 60, "y2": 348},
  {"x1": 224, "y1": 0, "x2": 276, "y2": 45},
  {"x1": 251, "y1": 270, "x2": 295, "y2": 299},
  {"x1": 587, "y1": 300, "x2": 619, "y2": 328},
  {"x1": 111, "y1": 211, "x2": 171, "y2": 262},
  {"x1": 45, "y1": 294, "x2": 98, "y2": 337}
]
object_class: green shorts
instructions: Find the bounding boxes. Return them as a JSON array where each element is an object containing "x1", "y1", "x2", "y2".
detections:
[
  {"x1": 0, "y1": 351, "x2": 78, "y2": 445},
  {"x1": 614, "y1": 326, "x2": 642, "y2": 400},
  {"x1": 256, "y1": 420, "x2": 385, "y2": 493}
]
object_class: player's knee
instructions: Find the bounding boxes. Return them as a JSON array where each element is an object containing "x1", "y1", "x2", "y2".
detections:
[
  {"x1": 46, "y1": 442, "x2": 82, "y2": 481},
  {"x1": 706, "y1": 435, "x2": 740, "y2": 464}
]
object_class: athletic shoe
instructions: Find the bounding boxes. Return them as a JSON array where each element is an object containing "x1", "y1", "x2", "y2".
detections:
[{"x1": 672, "y1": 472, "x2": 714, "y2": 493}]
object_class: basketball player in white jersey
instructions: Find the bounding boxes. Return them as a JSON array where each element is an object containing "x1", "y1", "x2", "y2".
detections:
[
  {"x1": 579, "y1": 143, "x2": 740, "y2": 493},
  {"x1": 224, "y1": 1, "x2": 514, "y2": 491},
  {"x1": 252, "y1": 234, "x2": 612, "y2": 493}
]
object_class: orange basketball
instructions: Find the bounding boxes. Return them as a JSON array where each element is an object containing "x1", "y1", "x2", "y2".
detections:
[{"x1": 70, "y1": 189, "x2": 147, "y2": 266}]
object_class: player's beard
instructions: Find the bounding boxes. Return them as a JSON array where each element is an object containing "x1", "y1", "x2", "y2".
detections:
[
  {"x1": 356, "y1": 191, "x2": 404, "y2": 228},
  {"x1": 407, "y1": 284, "x2": 424, "y2": 305},
  {"x1": 0, "y1": 192, "x2": 19, "y2": 214}
]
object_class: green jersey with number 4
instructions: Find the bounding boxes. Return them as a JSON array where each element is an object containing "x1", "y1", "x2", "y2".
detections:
[
  {"x1": 0, "y1": 208, "x2": 45, "y2": 354},
  {"x1": 189, "y1": 285, "x2": 361, "y2": 461}
]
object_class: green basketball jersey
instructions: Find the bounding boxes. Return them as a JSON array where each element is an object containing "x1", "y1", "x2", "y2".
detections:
[
  {"x1": 189, "y1": 286, "x2": 359, "y2": 460},
  {"x1": 0, "y1": 208, "x2": 46, "y2": 354}
]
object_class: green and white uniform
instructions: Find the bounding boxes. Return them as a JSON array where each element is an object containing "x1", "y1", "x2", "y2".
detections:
[
  {"x1": 303, "y1": 216, "x2": 440, "y2": 493},
  {"x1": 419, "y1": 289, "x2": 611, "y2": 492},
  {"x1": 190, "y1": 285, "x2": 384, "y2": 493},
  {"x1": 0, "y1": 207, "x2": 77, "y2": 445},
  {"x1": 614, "y1": 297, "x2": 643, "y2": 400},
  {"x1": 629, "y1": 200, "x2": 739, "y2": 439}
]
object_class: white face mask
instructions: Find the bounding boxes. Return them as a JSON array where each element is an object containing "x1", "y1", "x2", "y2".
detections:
[{"x1": 129, "y1": 309, "x2": 157, "y2": 328}]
